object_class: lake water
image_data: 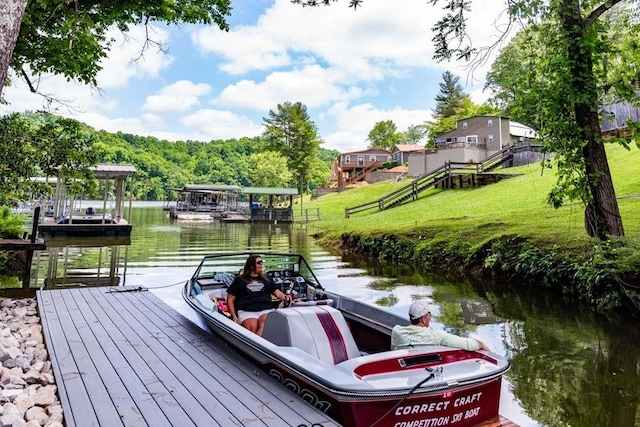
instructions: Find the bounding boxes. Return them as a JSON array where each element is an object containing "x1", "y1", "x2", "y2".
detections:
[{"x1": 24, "y1": 205, "x2": 640, "y2": 426}]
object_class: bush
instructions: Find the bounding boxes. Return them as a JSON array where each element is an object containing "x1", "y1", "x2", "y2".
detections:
[{"x1": 0, "y1": 207, "x2": 26, "y2": 239}]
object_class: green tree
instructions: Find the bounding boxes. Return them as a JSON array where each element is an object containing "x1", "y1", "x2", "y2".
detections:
[
  {"x1": 262, "y1": 101, "x2": 323, "y2": 196},
  {"x1": 293, "y1": 0, "x2": 630, "y2": 240},
  {"x1": 398, "y1": 124, "x2": 429, "y2": 145},
  {"x1": 433, "y1": 71, "x2": 469, "y2": 119},
  {"x1": 1, "y1": 0, "x2": 231, "y2": 99},
  {"x1": 367, "y1": 120, "x2": 400, "y2": 150},
  {"x1": 247, "y1": 152, "x2": 293, "y2": 188},
  {"x1": 0, "y1": 112, "x2": 98, "y2": 205}
]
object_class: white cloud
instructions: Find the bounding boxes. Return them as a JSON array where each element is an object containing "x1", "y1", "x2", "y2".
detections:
[
  {"x1": 180, "y1": 109, "x2": 263, "y2": 141},
  {"x1": 322, "y1": 101, "x2": 432, "y2": 152},
  {"x1": 143, "y1": 80, "x2": 211, "y2": 113},
  {"x1": 2, "y1": 0, "x2": 513, "y2": 153},
  {"x1": 98, "y1": 25, "x2": 174, "y2": 88},
  {"x1": 213, "y1": 65, "x2": 367, "y2": 111}
]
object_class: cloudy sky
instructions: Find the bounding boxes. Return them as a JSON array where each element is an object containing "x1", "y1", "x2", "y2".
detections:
[{"x1": 2, "y1": 0, "x2": 513, "y2": 152}]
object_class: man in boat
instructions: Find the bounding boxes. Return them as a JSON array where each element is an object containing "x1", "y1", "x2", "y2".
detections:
[
  {"x1": 227, "y1": 254, "x2": 289, "y2": 336},
  {"x1": 391, "y1": 301, "x2": 490, "y2": 351}
]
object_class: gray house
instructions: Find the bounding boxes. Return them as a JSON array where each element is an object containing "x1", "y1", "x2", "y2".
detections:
[
  {"x1": 331, "y1": 147, "x2": 392, "y2": 187},
  {"x1": 409, "y1": 116, "x2": 538, "y2": 176},
  {"x1": 391, "y1": 144, "x2": 424, "y2": 165}
]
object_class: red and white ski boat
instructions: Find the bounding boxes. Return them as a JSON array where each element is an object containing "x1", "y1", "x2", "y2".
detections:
[{"x1": 183, "y1": 252, "x2": 510, "y2": 427}]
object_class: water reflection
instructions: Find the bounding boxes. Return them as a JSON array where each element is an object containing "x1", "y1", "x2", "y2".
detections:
[
  {"x1": 30, "y1": 236, "x2": 130, "y2": 288},
  {"x1": 15, "y1": 206, "x2": 640, "y2": 426}
]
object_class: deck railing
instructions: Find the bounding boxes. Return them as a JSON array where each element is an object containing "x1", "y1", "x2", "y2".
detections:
[{"x1": 344, "y1": 145, "x2": 527, "y2": 218}]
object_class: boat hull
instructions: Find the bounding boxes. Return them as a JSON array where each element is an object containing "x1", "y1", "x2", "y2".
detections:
[
  {"x1": 198, "y1": 312, "x2": 504, "y2": 427},
  {"x1": 182, "y1": 252, "x2": 509, "y2": 427}
]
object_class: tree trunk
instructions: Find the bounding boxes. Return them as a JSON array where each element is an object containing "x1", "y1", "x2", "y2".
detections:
[
  {"x1": 561, "y1": 0, "x2": 624, "y2": 239},
  {"x1": 0, "y1": 0, "x2": 27, "y2": 99}
]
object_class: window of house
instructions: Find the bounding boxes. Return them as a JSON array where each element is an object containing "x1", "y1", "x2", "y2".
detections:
[
  {"x1": 488, "y1": 134, "x2": 494, "y2": 142},
  {"x1": 457, "y1": 136, "x2": 466, "y2": 143},
  {"x1": 344, "y1": 155, "x2": 350, "y2": 164},
  {"x1": 370, "y1": 155, "x2": 376, "y2": 162},
  {"x1": 358, "y1": 156, "x2": 365, "y2": 165},
  {"x1": 487, "y1": 119, "x2": 493, "y2": 127},
  {"x1": 467, "y1": 136, "x2": 477, "y2": 143},
  {"x1": 462, "y1": 121, "x2": 468, "y2": 129}
]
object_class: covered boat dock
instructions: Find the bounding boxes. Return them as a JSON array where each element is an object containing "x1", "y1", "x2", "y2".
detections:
[
  {"x1": 165, "y1": 184, "x2": 242, "y2": 220},
  {"x1": 37, "y1": 164, "x2": 136, "y2": 237},
  {"x1": 243, "y1": 187, "x2": 299, "y2": 223}
]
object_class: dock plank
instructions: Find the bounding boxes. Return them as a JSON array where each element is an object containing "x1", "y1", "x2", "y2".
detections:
[
  {"x1": 128, "y1": 289, "x2": 335, "y2": 425},
  {"x1": 37, "y1": 287, "x2": 339, "y2": 427}
]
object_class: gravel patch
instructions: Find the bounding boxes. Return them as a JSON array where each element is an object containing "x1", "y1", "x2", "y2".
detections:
[{"x1": 0, "y1": 298, "x2": 63, "y2": 427}]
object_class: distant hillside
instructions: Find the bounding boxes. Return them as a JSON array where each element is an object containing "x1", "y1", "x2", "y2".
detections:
[{"x1": 92, "y1": 130, "x2": 339, "y2": 200}]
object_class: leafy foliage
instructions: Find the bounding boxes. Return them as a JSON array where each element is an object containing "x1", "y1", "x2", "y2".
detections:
[
  {"x1": 0, "y1": 206, "x2": 25, "y2": 238},
  {"x1": 366, "y1": 120, "x2": 400, "y2": 150},
  {"x1": 398, "y1": 124, "x2": 429, "y2": 145},
  {"x1": 0, "y1": 112, "x2": 98, "y2": 205},
  {"x1": 11, "y1": 0, "x2": 232, "y2": 88},
  {"x1": 247, "y1": 151, "x2": 293, "y2": 188},
  {"x1": 433, "y1": 71, "x2": 469, "y2": 119},
  {"x1": 262, "y1": 101, "x2": 323, "y2": 195}
]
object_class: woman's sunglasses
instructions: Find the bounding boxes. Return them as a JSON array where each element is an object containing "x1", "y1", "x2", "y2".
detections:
[{"x1": 256, "y1": 260, "x2": 263, "y2": 265}]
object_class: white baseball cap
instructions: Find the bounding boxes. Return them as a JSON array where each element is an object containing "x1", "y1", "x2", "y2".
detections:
[{"x1": 409, "y1": 301, "x2": 433, "y2": 320}]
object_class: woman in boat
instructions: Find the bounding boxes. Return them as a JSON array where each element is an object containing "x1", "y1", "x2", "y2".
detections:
[
  {"x1": 391, "y1": 301, "x2": 490, "y2": 351},
  {"x1": 227, "y1": 254, "x2": 288, "y2": 335}
]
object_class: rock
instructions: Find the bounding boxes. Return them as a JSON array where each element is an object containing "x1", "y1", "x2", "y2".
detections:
[
  {"x1": 32, "y1": 386, "x2": 57, "y2": 407},
  {"x1": 0, "y1": 299, "x2": 62, "y2": 426},
  {"x1": 25, "y1": 407, "x2": 48, "y2": 425}
]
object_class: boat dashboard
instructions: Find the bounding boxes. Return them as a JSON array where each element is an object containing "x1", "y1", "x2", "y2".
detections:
[{"x1": 266, "y1": 271, "x2": 309, "y2": 300}]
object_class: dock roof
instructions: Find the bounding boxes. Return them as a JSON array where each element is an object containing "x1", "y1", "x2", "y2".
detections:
[
  {"x1": 93, "y1": 164, "x2": 136, "y2": 178},
  {"x1": 182, "y1": 184, "x2": 243, "y2": 192},
  {"x1": 242, "y1": 187, "x2": 299, "y2": 196}
]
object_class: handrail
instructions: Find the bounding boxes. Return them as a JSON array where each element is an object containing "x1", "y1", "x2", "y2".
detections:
[
  {"x1": 344, "y1": 144, "x2": 525, "y2": 217},
  {"x1": 345, "y1": 163, "x2": 450, "y2": 217},
  {"x1": 345, "y1": 161, "x2": 383, "y2": 185}
]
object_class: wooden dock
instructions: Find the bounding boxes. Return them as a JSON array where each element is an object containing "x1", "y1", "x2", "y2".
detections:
[{"x1": 37, "y1": 287, "x2": 339, "y2": 427}]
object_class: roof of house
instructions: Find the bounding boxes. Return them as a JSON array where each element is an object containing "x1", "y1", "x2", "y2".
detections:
[
  {"x1": 509, "y1": 121, "x2": 539, "y2": 138},
  {"x1": 392, "y1": 144, "x2": 424, "y2": 152},
  {"x1": 339, "y1": 147, "x2": 391, "y2": 156}
]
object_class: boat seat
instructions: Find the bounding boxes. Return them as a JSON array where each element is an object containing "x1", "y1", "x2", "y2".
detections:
[{"x1": 262, "y1": 306, "x2": 360, "y2": 365}]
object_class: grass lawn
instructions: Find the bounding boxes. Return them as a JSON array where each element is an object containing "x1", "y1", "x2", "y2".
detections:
[
  {"x1": 300, "y1": 143, "x2": 640, "y2": 310},
  {"x1": 304, "y1": 143, "x2": 640, "y2": 251}
]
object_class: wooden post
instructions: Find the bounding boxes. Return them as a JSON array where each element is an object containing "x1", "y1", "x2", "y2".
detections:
[{"x1": 31, "y1": 207, "x2": 40, "y2": 243}]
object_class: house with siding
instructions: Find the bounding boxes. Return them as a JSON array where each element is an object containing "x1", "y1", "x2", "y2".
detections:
[
  {"x1": 331, "y1": 148, "x2": 392, "y2": 187},
  {"x1": 391, "y1": 144, "x2": 424, "y2": 165},
  {"x1": 408, "y1": 116, "x2": 538, "y2": 176}
]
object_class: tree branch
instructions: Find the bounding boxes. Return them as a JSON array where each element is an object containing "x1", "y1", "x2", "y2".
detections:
[{"x1": 585, "y1": 0, "x2": 624, "y2": 27}]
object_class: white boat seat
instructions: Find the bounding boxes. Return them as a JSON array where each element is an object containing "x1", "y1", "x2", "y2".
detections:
[{"x1": 262, "y1": 306, "x2": 360, "y2": 365}]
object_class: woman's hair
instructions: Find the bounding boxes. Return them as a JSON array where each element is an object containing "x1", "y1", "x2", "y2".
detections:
[{"x1": 239, "y1": 254, "x2": 267, "y2": 280}]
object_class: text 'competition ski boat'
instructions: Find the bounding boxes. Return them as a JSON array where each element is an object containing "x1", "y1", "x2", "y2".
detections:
[{"x1": 183, "y1": 252, "x2": 510, "y2": 427}]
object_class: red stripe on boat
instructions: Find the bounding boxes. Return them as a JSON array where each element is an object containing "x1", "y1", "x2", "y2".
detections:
[{"x1": 316, "y1": 310, "x2": 349, "y2": 364}]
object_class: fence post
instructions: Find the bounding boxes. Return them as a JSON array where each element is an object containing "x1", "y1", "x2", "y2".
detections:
[{"x1": 31, "y1": 206, "x2": 41, "y2": 243}]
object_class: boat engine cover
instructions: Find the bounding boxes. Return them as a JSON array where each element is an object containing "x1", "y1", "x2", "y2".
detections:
[{"x1": 262, "y1": 306, "x2": 360, "y2": 365}]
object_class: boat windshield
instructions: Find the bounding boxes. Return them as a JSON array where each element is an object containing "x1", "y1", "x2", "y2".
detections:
[{"x1": 193, "y1": 253, "x2": 321, "y2": 288}]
